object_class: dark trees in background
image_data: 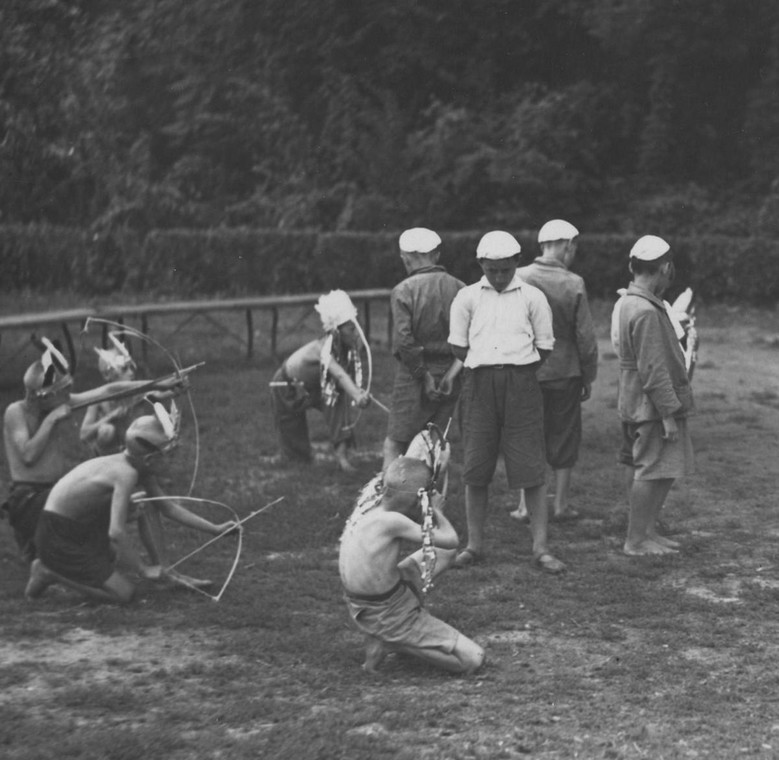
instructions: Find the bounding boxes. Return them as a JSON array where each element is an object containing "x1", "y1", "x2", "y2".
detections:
[{"x1": 0, "y1": 0, "x2": 777, "y2": 235}]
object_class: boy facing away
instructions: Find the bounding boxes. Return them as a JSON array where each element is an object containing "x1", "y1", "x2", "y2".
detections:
[
  {"x1": 25, "y1": 406, "x2": 237, "y2": 604},
  {"x1": 382, "y1": 227, "x2": 464, "y2": 470},
  {"x1": 339, "y1": 456, "x2": 484, "y2": 675}
]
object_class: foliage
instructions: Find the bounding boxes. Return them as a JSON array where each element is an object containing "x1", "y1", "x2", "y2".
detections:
[
  {"x1": 4, "y1": 223, "x2": 778, "y2": 305},
  {"x1": 0, "y1": 1, "x2": 777, "y2": 236}
]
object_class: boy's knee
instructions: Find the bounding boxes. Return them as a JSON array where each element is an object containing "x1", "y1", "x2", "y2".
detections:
[
  {"x1": 464, "y1": 645, "x2": 485, "y2": 674},
  {"x1": 458, "y1": 640, "x2": 485, "y2": 675}
]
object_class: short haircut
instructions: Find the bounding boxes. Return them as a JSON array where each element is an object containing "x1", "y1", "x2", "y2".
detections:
[{"x1": 630, "y1": 250, "x2": 673, "y2": 276}]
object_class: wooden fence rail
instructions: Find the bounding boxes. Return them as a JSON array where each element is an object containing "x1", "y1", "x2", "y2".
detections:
[{"x1": 0, "y1": 289, "x2": 393, "y2": 371}]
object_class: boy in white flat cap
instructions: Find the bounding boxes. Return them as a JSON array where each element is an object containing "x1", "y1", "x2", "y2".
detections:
[
  {"x1": 617, "y1": 235, "x2": 694, "y2": 555},
  {"x1": 270, "y1": 289, "x2": 371, "y2": 473},
  {"x1": 447, "y1": 231, "x2": 565, "y2": 573},
  {"x1": 382, "y1": 228, "x2": 465, "y2": 471},
  {"x1": 512, "y1": 219, "x2": 598, "y2": 523}
]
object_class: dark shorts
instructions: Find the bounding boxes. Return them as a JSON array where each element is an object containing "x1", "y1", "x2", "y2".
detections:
[
  {"x1": 387, "y1": 359, "x2": 460, "y2": 442},
  {"x1": 618, "y1": 419, "x2": 694, "y2": 481},
  {"x1": 460, "y1": 365, "x2": 546, "y2": 489},
  {"x1": 1, "y1": 482, "x2": 53, "y2": 563},
  {"x1": 35, "y1": 510, "x2": 115, "y2": 588},
  {"x1": 540, "y1": 377, "x2": 582, "y2": 469},
  {"x1": 270, "y1": 364, "x2": 354, "y2": 461}
]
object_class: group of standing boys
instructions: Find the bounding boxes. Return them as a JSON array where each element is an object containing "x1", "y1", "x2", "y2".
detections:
[{"x1": 335, "y1": 222, "x2": 694, "y2": 675}]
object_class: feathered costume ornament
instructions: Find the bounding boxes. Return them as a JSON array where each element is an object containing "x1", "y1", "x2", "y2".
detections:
[
  {"x1": 29, "y1": 335, "x2": 73, "y2": 396},
  {"x1": 341, "y1": 422, "x2": 450, "y2": 596},
  {"x1": 315, "y1": 290, "x2": 366, "y2": 410},
  {"x1": 95, "y1": 332, "x2": 137, "y2": 379}
]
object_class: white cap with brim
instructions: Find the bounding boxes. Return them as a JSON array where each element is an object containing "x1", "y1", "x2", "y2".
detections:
[
  {"x1": 476, "y1": 230, "x2": 521, "y2": 260},
  {"x1": 630, "y1": 235, "x2": 670, "y2": 261},
  {"x1": 399, "y1": 227, "x2": 442, "y2": 254},
  {"x1": 538, "y1": 219, "x2": 579, "y2": 243}
]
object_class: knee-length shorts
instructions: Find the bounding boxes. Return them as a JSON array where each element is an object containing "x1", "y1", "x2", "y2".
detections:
[{"x1": 460, "y1": 365, "x2": 546, "y2": 489}]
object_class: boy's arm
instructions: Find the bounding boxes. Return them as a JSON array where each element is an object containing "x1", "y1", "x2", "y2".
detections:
[
  {"x1": 158, "y1": 500, "x2": 236, "y2": 535},
  {"x1": 142, "y1": 476, "x2": 236, "y2": 535},
  {"x1": 4, "y1": 403, "x2": 70, "y2": 466},
  {"x1": 449, "y1": 344, "x2": 468, "y2": 363},
  {"x1": 324, "y1": 356, "x2": 370, "y2": 407},
  {"x1": 436, "y1": 357, "x2": 463, "y2": 396},
  {"x1": 79, "y1": 404, "x2": 123, "y2": 443},
  {"x1": 70, "y1": 376, "x2": 187, "y2": 408},
  {"x1": 391, "y1": 294, "x2": 428, "y2": 380},
  {"x1": 109, "y1": 476, "x2": 162, "y2": 580},
  {"x1": 385, "y1": 503, "x2": 459, "y2": 550}
]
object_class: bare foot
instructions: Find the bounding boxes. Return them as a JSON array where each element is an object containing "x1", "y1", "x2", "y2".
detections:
[
  {"x1": 338, "y1": 458, "x2": 357, "y2": 474},
  {"x1": 648, "y1": 532, "x2": 681, "y2": 550},
  {"x1": 362, "y1": 636, "x2": 388, "y2": 674},
  {"x1": 623, "y1": 538, "x2": 679, "y2": 556},
  {"x1": 25, "y1": 559, "x2": 56, "y2": 599}
]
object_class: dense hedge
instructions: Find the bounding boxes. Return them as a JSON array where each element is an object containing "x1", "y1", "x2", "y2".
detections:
[{"x1": 1, "y1": 225, "x2": 777, "y2": 305}]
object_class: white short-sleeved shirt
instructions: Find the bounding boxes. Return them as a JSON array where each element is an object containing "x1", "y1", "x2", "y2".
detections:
[{"x1": 448, "y1": 273, "x2": 554, "y2": 368}]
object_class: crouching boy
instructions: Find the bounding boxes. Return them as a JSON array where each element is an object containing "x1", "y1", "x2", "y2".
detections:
[
  {"x1": 339, "y1": 456, "x2": 484, "y2": 675},
  {"x1": 25, "y1": 404, "x2": 237, "y2": 604}
]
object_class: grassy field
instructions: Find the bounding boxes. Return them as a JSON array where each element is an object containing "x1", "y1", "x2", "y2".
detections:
[{"x1": 1, "y1": 299, "x2": 779, "y2": 759}]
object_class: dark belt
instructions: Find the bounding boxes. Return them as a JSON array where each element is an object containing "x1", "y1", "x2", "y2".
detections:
[
  {"x1": 11, "y1": 481, "x2": 55, "y2": 492},
  {"x1": 476, "y1": 363, "x2": 536, "y2": 370},
  {"x1": 345, "y1": 578, "x2": 403, "y2": 603}
]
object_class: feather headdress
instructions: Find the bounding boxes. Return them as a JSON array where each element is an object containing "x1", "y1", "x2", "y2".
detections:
[
  {"x1": 315, "y1": 290, "x2": 358, "y2": 333},
  {"x1": 95, "y1": 333, "x2": 136, "y2": 378},
  {"x1": 28, "y1": 335, "x2": 72, "y2": 395},
  {"x1": 151, "y1": 399, "x2": 181, "y2": 451}
]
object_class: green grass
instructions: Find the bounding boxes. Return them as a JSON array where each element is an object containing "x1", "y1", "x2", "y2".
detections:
[{"x1": 0, "y1": 301, "x2": 778, "y2": 758}]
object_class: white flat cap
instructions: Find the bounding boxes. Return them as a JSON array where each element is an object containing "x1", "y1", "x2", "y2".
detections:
[
  {"x1": 538, "y1": 219, "x2": 579, "y2": 243},
  {"x1": 630, "y1": 235, "x2": 670, "y2": 261},
  {"x1": 476, "y1": 230, "x2": 521, "y2": 260},
  {"x1": 399, "y1": 227, "x2": 442, "y2": 254}
]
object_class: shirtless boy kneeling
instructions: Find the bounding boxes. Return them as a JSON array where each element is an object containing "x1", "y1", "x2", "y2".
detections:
[
  {"x1": 339, "y1": 456, "x2": 484, "y2": 675},
  {"x1": 25, "y1": 406, "x2": 237, "y2": 604}
]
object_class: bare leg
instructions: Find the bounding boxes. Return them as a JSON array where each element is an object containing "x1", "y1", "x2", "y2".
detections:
[
  {"x1": 335, "y1": 441, "x2": 357, "y2": 473},
  {"x1": 395, "y1": 633, "x2": 485, "y2": 674},
  {"x1": 459, "y1": 484, "x2": 489, "y2": 557},
  {"x1": 510, "y1": 490, "x2": 529, "y2": 521},
  {"x1": 363, "y1": 635, "x2": 389, "y2": 674},
  {"x1": 137, "y1": 507, "x2": 213, "y2": 589},
  {"x1": 26, "y1": 560, "x2": 135, "y2": 604},
  {"x1": 525, "y1": 483, "x2": 549, "y2": 557},
  {"x1": 551, "y1": 468, "x2": 573, "y2": 517},
  {"x1": 526, "y1": 483, "x2": 565, "y2": 572},
  {"x1": 624, "y1": 478, "x2": 677, "y2": 555},
  {"x1": 381, "y1": 437, "x2": 407, "y2": 472}
]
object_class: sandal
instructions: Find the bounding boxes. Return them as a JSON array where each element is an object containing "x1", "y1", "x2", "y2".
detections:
[
  {"x1": 533, "y1": 552, "x2": 566, "y2": 574},
  {"x1": 454, "y1": 548, "x2": 485, "y2": 569}
]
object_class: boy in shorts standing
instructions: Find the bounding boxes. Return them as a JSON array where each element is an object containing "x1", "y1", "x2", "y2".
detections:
[
  {"x1": 448, "y1": 231, "x2": 564, "y2": 573},
  {"x1": 382, "y1": 227, "x2": 465, "y2": 471},
  {"x1": 513, "y1": 219, "x2": 598, "y2": 522},
  {"x1": 617, "y1": 235, "x2": 695, "y2": 555}
]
